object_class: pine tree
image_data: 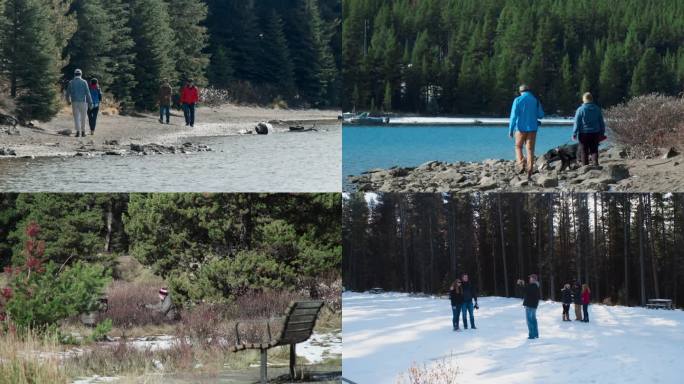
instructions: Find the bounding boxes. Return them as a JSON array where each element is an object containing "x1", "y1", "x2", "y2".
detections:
[
  {"x1": 208, "y1": 46, "x2": 234, "y2": 88},
  {"x1": 257, "y1": 9, "x2": 295, "y2": 97},
  {"x1": 165, "y1": 0, "x2": 210, "y2": 85},
  {"x1": 630, "y1": 48, "x2": 669, "y2": 97},
  {"x1": 383, "y1": 81, "x2": 392, "y2": 112},
  {"x1": 599, "y1": 45, "x2": 625, "y2": 106},
  {"x1": 63, "y1": 0, "x2": 113, "y2": 86},
  {"x1": 103, "y1": 0, "x2": 137, "y2": 112},
  {"x1": 282, "y1": 1, "x2": 323, "y2": 105},
  {"x1": 558, "y1": 54, "x2": 576, "y2": 114},
  {"x1": 0, "y1": 0, "x2": 61, "y2": 121},
  {"x1": 128, "y1": 0, "x2": 176, "y2": 110}
]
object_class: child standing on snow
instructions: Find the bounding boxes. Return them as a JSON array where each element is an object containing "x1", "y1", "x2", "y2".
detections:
[
  {"x1": 561, "y1": 283, "x2": 572, "y2": 321},
  {"x1": 581, "y1": 284, "x2": 591, "y2": 322},
  {"x1": 449, "y1": 279, "x2": 464, "y2": 331}
]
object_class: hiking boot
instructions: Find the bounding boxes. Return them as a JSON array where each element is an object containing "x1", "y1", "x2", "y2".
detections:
[
  {"x1": 90, "y1": 130, "x2": 94, "y2": 136},
  {"x1": 471, "y1": 326, "x2": 477, "y2": 329},
  {"x1": 516, "y1": 164, "x2": 526, "y2": 174},
  {"x1": 159, "y1": 118, "x2": 164, "y2": 124}
]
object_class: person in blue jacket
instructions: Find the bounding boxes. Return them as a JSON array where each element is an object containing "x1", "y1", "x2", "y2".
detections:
[
  {"x1": 509, "y1": 84, "x2": 545, "y2": 179},
  {"x1": 572, "y1": 92, "x2": 606, "y2": 166},
  {"x1": 87, "y1": 78, "x2": 103, "y2": 136}
]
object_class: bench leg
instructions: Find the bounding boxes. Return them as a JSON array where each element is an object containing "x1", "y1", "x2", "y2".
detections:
[
  {"x1": 290, "y1": 343, "x2": 296, "y2": 379},
  {"x1": 260, "y1": 349, "x2": 267, "y2": 384}
]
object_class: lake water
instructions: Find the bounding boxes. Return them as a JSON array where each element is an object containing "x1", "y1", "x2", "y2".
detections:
[
  {"x1": 0, "y1": 125, "x2": 341, "y2": 192},
  {"x1": 343, "y1": 124, "x2": 575, "y2": 178}
]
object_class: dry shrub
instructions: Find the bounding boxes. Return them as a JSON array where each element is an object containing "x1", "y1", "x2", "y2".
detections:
[
  {"x1": 177, "y1": 303, "x2": 227, "y2": 347},
  {"x1": 99, "y1": 280, "x2": 167, "y2": 328},
  {"x1": 200, "y1": 87, "x2": 232, "y2": 107},
  {"x1": 397, "y1": 357, "x2": 460, "y2": 384},
  {"x1": 605, "y1": 94, "x2": 684, "y2": 157}
]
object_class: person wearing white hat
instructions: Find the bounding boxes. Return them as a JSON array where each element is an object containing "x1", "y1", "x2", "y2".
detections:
[
  {"x1": 65, "y1": 69, "x2": 93, "y2": 137},
  {"x1": 145, "y1": 287, "x2": 178, "y2": 320}
]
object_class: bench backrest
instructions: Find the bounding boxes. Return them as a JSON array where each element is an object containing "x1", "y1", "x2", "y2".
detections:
[{"x1": 275, "y1": 300, "x2": 324, "y2": 346}]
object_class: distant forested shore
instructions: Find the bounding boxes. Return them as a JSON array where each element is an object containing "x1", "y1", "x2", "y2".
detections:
[{"x1": 343, "y1": 0, "x2": 684, "y2": 115}]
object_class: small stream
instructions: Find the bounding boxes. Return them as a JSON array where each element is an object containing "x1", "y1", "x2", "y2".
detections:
[{"x1": 0, "y1": 125, "x2": 341, "y2": 192}]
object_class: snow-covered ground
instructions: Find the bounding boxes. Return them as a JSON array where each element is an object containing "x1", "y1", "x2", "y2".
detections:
[{"x1": 343, "y1": 292, "x2": 684, "y2": 384}]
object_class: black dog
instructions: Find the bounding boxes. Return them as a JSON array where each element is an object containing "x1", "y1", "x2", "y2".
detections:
[{"x1": 543, "y1": 143, "x2": 579, "y2": 171}]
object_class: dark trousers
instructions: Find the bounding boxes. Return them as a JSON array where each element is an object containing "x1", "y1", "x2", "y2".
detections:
[
  {"x1": 451, "y1": 304, "x2": 462, "y2": 329},
  {"x1": 461, "y1": 301, "x2": 475, "y2": 328},
  {"x1": 160, "y1": 105, "x2": 170, "y2": 123},
  {"x1": 183, "y1": 103, "x2": 196, "y2": 126},
  {"x1": 87, "y1": 106, "x2": 99, "y2": 132},
  {"x1": 562, "y1": 303, "x2": 570, "y2": 317},
  {"x1": 583, "y1": 304, "x2": 589, "y2": 322},
  {"x1": 579, "y1": 132, "x2": 601, "y2": 165}
]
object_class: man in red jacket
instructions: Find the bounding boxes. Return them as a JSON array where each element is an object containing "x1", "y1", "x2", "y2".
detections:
[{"x1": 180, "y1": 79, "x2": 199, "y2": 127}]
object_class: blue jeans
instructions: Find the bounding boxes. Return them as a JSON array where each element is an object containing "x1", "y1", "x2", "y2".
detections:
[
  {"x1": 160, "y1": 105, "x2": 170, "y2": 123},
  {"x1": 461, "y1": 301, "x2": 475, "y2": 328},
  {"x1": 183, "y1": 103, "x2": 195, "y2": 126},
  {"x1": 451, "y1": 305, "x2": 462, "y2": 329},
  {"x1": 526, "y1": 307, "x2": 538, "y2": 338}
]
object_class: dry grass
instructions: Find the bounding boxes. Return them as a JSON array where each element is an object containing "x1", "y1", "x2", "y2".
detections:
[
  {"x1": 396, "y1": 356, "x2": 460, "y2": 384},
  {"x1": 0, "y1": 330, "x2": 69, "y2": 384},
  {"x1": 605, "y1": 94, "x2": 684, "y2": 157}
]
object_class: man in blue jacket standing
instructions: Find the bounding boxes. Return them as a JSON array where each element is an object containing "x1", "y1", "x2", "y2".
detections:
[
  {"x1": 509, "y1": 84, "x2": 545, "y2": 179},
  {"x1": 572, "y1": 92, "x2": 606, "y2": 167}
]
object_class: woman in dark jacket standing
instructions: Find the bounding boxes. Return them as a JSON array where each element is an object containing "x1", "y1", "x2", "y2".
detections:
[
  {"x1": 561, "y1": 283, "x2": 573, "y2": 321},
  {"x1": 449, "y1": 279, "x2": 464, "y2": 331}
]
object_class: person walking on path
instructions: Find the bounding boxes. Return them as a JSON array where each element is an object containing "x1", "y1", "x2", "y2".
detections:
[
  {"x1": 572, "y1": 281, "x2": 583, "y2": 321},
  {"x1": 180, "y1": 79, "x2": 199, "y2": 127},
  {"x1": 66, "y1": 69, "x2": 93, "y2": 137},
  {"x1": 158, "y1": 79, "x2": 173, "y2": 124},
  {"x1": 572, "y1": 92, "x2": 606, "y2": 167},
  {"x1": 561, "y1": 283, "x2": 573, "y2": 321},
  {"x1": 449, "y1": 279, "x2": 464, "y2": 331},
  {"x1": 509, "y1": 84, "x2": 545, "y2": 179},
  {"x1": 87, "y1": 78, "x2": 102, "y2": 136},
  {"x1": 581, "y1": 284, "x2": 591, "y2": 322},
  {"x1": 523, "y1": 274, "x2": 541, "y2": 339},
  {"x1": 461, "y1": 273, "x2": 478, "y2": 329}
]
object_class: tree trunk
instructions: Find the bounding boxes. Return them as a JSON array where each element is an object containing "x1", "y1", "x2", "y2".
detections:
[
  {"x1": 548, "y1": 194, "x2": 556, "y2": 301},
  {"x1": 647, "y1": 195, "x2": 660, "y2": 298},
  {"x1": 400, "y1": 197, "x2": 409, "y2": 292},
  {"x1": 623, "y1": 195, "x2": 630, "y2": 305},
  {"x1": 104, "y1": 200, "x2": 113, "y2": 252},
  {"x1": 497, "y1": 195, "x2": 509, "y2": 297},
  {"x1": 638, "y1": 195, "x2": 646, "y2": 306}
]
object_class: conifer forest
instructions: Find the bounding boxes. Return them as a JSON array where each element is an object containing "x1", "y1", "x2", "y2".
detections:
[
  {"x1": 343, "y1": 0, "x2": 684, "y2": 115},
  {"x1": 343, "y1": 193, "x2": 684, "y2": 308}
]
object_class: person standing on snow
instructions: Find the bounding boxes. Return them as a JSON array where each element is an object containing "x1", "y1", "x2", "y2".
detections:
[
  {"x1": 87, "y1": 78, "x2": 102, "y2": 136},
  {"x1": 581, "y1": 284, "x2": 591, "y2": 323},
  {"x1": 65, "y1": 69, "x2": 93, "y2": 138},
  {"x1": 523, "y1": 274, "x2": 541, "y2": 339},
  {"x1": 180, "y1": 78, "x2": 199, "y2": 127},
  {"x1": 561, "y1": 283, "x2": 573, "y2": 321},
  {"x1": 508, "y1": 84, "x2": 545, "y2": 179},
  {"x1": 449, "y1": 279, "x2": 464, "y2": 331},
  {"x1": 572, "y1": 280, "x2": 583, "y2": 321},
  {"x1": 461, "y1": 273, "x2": 478, "y2": 329}
]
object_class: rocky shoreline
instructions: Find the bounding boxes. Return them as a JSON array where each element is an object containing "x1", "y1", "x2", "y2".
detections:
[
  {"x1": 1, "y1": 141, "x2": 212, "y2": 159},
  {"x1": 348, "y1": 146, "x2": 683, "y2": 193}
]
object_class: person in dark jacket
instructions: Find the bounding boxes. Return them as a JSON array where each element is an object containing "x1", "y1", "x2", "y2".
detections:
[
  {"x1": 561, "y1": 283, "x2": 573, "y2": 321},
  {"x1": 87, "y1": 78, "x2": 102, "y2": 135},
  {"x1": 523, "y1": 274, "x2": 540, "y2": 339},
  {"x1": 460, "y1": 273, "x2": 478, "y2": 329},
  {"x1": 159, "y1": 79, "x2": 173, "y2": 124},
  {"x1": 145, "y1": 288, "x2": 179, "y2": 320},
  {"x1": 572, "y1": 92, "x2": 606, "y2": 166},
  {"x1": 572, "y1": 281, "x2": 583, "y2": 321},
  {"x1": 581, "y1": 284, "x2": 591, "y2": 322},
  {"x1": 448, "y1": 279, "x2": 464, "y2": 331},
  {"x1": 515, "y1": 279, "x2": 526, "y2": 299}
]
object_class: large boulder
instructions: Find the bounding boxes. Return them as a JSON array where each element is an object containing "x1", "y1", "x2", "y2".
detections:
[
  {"x1": 607, "y1": 164, "x2": 630, "y2": 181},
  {"x1": 536, "y1": 175, "x2": 559, "y2": 188}
]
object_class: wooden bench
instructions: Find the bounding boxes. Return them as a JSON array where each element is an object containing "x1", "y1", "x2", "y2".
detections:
[
  {"x1": 232, "y1": 300, "x2": 324, "y2": 384},
  {"x1": 646, "y1": 299, "x2": 674, "y2": 310}
]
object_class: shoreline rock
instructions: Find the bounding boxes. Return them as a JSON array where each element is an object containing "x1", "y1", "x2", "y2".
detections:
[
  {"x1": 348, "y1": 147, "x2": 649, "y2": 193},
  {"x1": 0, "y1": 142, "x2": 212, "y2": 159}
]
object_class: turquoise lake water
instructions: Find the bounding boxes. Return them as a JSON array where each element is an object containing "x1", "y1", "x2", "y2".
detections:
[{"x1": 343, "y1": 125, "x2": 576, "y2": 178}]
